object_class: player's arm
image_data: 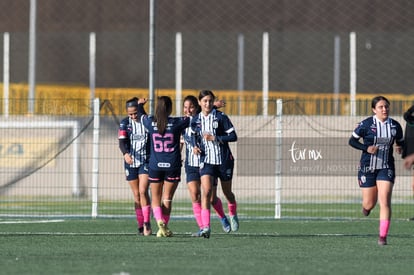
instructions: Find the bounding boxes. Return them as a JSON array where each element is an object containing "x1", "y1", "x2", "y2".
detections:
[{"x1": 215, "y1": 115, "x2": 237, "y2": 143}]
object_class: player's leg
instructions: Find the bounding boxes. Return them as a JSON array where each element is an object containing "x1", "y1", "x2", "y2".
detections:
[
  {"x1": 211, "y1": 180, "x2": 231, "y2": 233},
  {"x1": 219, "y1": 159, "x2": 238, "y2": 231},
  {"x1": 126, "y1": 167, "x2": 144, "y2": 235},
  {"x1": 138, "y1": 170, "x2": 151, "y2": 236},
  {"x1": 377, "y1": 178, "x2": 394, "y2": 245},
  {"x1": 359, "y1": 170, "x2": 377, "y2": 216},
  {"x1": 187, "y1": 180, "x2": 203, "y2": 234},
  {"x1": 200, "y1": 173, "x2": 213, "y2": 238},
  {"x1": 186, "y1": 166, "x2": 203, "y2": 233},
  {"x1": 361, "y1": 187, "x2": 377, "y2": 216}
]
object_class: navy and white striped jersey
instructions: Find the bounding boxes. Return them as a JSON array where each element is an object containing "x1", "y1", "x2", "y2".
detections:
[
  {"x1": 182, "y1": 127, "x2": 201, "y2": 167},
  {"x1": 190, "y1": 109, "x2": 237, "y2": 165},
  {"x1": 142, "y1": 115, "x2": 190, "y2": 170},
  {"x1": 351, "y1": 115, "x2": 403, "y2": 170},
  {"x1": 118, "y1": 117, "x2": 149, "y2": 168}
]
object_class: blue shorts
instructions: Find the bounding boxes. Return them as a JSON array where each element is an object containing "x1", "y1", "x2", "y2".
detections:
[
  {"x1": 218, "y1": 159, "x2": 234, "y2": 181},
  {"x1": 124, "y1": 162, "x2": 148, "y2": 181},
  {"x1": 200, "y1": 163, "x2": 220, "y2": 178},
  {"x1": 358, "y1": 168, "x2": 395, "y2": 188},
  {"x1": 149, "y1": 168, "x2": 181, "y2": 183},
  {"x1": 185, "y1": 165, "x2": 200, "y2": 183}
]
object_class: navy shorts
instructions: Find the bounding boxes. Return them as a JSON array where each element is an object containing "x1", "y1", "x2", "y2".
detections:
[
  {"x1": 199, "y1": 163, "x2": 220, "y2": 178},
  {"x1": 218, "y1": 158, "x2": 234, "y2": 181},
  {"x1": 358, "y1": 168, "x2": 395, "y2": 188},
  {"x1": 149, "y1": 168, "x2": 182, "y2": 183},
  {"x1": 185, "y1": 165, "x2": 200, "y2": 183},
  {"x1": 124, "y1": 162, "x2": 148, "y2": 181}
]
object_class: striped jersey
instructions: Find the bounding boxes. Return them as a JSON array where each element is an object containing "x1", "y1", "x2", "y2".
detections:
[
  {"x1": 190, "y1": 109, "x2": 237, "y2": 165},
  {"x1": 142, "y1": 115, "x2": 190, "y2": 170},
  {"x1": 182, "y1": 127, "x2": 201, "y2": 167},
  {"x1": 118, "y1": 117, "x2": 149, "y2": 167},
  {"x1": 352, "y1": 115, "x2": 403, "y2": 170}
]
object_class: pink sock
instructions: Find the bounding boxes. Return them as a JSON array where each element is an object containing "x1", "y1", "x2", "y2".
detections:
[
  {"x1": 163, "y1": 214, "x2": 170, "y2": 225},
  {"x1": 379, "y1": 219, "x2": 390, "y2": 237},
  {"x1": 201, "y1": 208, "x2": 211, "y2": 228},
  {"x1": 142, "y1": 205, "x2": 151, "y2": 223},
  {"x1": 212, "y1": 198, "x2": 226, "y2": 219},
  {"x1": 192, "y1": 202, "x2": 203, "y2": 228},
  {"x1": 228, "y1": 202, "x2": 237, "y2": 217},
  {"x1": 135, "y1": 208, "x2": 144, "y2": 227},
  {"x1": 153, "y1": 206, "x2": 163, "y2": 222}
]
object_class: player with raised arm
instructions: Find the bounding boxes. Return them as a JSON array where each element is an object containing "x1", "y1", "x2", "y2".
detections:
[
  {"x1": 190, "y1": 90, "x2": 238, "y2": 238},
  {"x1": 348, "y1": 96, "x2": 404, "y2": 245},
  {"x1": 141, "y1": 96, "x2": 190, "y2": 237},
  {"x1": 118, "y1": 97, "x2": 152, "y2": 236}
]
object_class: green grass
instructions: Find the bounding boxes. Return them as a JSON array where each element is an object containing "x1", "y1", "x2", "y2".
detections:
[{"x1": 1, "y1": 218, "x2": 413, "y2": 275}]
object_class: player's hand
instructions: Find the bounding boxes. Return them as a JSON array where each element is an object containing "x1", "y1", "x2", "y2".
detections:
[
  {"x1": 367, "y1": 146, "x2": 378, "y2": 155},
  {"x1": 403, "y1": 153, "x2": 414, "y2": 170},
  {"x1": 138, "y1": 98, "x2": 147, "y2": 104},
  {"x1": 193, "y1": 147, "x2": 201, "y2": 155},
  {"x1": 203, "y1": 132, "x2": 215, "y2": 141},
  {"x1": 214, "y1": 99, "x2": 225, "y2": 108},
  {"x1": 395, "y1": 145, "x2": 402, "y2": 154},
  {"x1": 124, "y1": 153, "x2": 133, "y2": 164}
]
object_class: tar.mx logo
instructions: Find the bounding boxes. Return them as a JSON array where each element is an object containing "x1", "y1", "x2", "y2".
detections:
[{"x1": 289, "y1": 140, "x2": 323, "y2": 163}]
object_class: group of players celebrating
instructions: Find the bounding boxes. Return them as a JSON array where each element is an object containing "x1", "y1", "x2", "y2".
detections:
[{"x1": 118, "y1": 90, "x2": 239, "y2": 238}]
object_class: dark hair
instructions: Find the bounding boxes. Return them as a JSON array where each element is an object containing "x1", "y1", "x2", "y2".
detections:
[
  {"x1": 154, "y1": 96, "x2": 172, "y2": 135},
  {"x1": 198, "y1": 90, "x2": 216, "y2": 101},
  {"x1": 371, "y1": 96, "x2": 390, "y2": 109},
  {"x1": 125, "y1": 97, "x2": 139, "y2": 109},
  {"x1": 183, "y1": 95, "x2": 201, "y2": 113}
]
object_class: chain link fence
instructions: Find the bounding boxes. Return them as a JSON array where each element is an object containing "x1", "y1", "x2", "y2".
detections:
[{"x1": 1, "y1": 1, "x2": 414, "y2": 219}]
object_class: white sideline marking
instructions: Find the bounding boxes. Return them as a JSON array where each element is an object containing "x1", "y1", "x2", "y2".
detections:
[{"x1": 0, "y1": 219, "x2": 64, "y2": 224}]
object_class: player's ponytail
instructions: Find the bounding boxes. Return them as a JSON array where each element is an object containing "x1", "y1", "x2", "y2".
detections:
[{"x1": 155, "y1": 96, "x2": 172, "y2": 135}]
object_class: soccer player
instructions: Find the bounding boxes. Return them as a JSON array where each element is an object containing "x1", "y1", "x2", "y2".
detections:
[
  {"x1": 118, "y1": 97, "x2": 152, "y2": 236},
  {"x1": 349, "y1": 95, "x2": 404, "y2": 245},
  {"x1": 181, "y1": 95, "x2": 232, "y2": 237},
  {"x1": 141, "y1": 96, "x2": 190, "y2": 237},
  {"x1": 190, "y1": 90, "x2": 238, "y2": 238}
]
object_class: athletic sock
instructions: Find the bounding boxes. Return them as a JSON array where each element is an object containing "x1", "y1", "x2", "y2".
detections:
[
  {"x1": 192, "y1": 202, "x2": 203, "y2": 228},
  {"x1": 153, "y1": 206, "x2": 163, "y2": 223},
  {"x1": 228, "y1": 202, "x2": 238, "y2": 216},
  {"x1": 163, "y1": 214, "x2": 170, "y2": 225},
  {"x1": 142, "y1": 205, "x2": 151, "y2": 223},
  {"x1": 379, "y1": 219, "x2": 390, "y2": 237},
  {"x1": 201, "y1": 208, "x2": 211, "y2": 228},
  {"x1": 212, "y1": 197, "x2": 226, "y2": 219},
  {"x1": 135, "y1": 208, "x2": 144, "y2": 228}
]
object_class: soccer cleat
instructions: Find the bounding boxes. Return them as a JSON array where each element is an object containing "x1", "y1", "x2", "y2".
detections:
[
  {"x1": 220, "y1": 217, "x2": 231, "y2": 233},
  {"x1": 156, "y1": 220, "x2": 172, "y2": 237},
  {"x1": 200, "y1": 227, "x2": 211, "y2": 239},
  {"x1": 143, "y1": 222, "x2": 152, "y2": 236},
  {"x1": 362, "y1": 208, "x2": 371, "y2": 217},
  {"x1": 230, "y1": 215, "x2": 239, "y2": 232},
  {"x1": 138, "y1": 227, "x2": 144, "y2": 236},
  {"x1": 378, "y1": 236, "x2": 387, "y2": 245},
  {"x1": 191, "y1": 229, "x2": 203, "y2": 237}
]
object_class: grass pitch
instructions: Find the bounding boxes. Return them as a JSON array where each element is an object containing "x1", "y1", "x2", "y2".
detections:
[{"x1": 1, "y1": 218, "x2": 413, "y2": 275}]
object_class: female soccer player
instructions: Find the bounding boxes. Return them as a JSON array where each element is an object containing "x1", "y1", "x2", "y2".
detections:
[
  {"x1": 141, "y1": 96, "x2": 190, "y2": 237},
  {"x1": 349, "y1": 95, "x2": 404, "y2": 245},
  {"x1": 190, "y1": 90, "x2": 238, "y2": 238},
  {"x1": 118, "y1": 97, "x2": 152, "y2": 236},
  {"x1": 181, "y1": 95, "x2": 231, "y2": 236}
]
